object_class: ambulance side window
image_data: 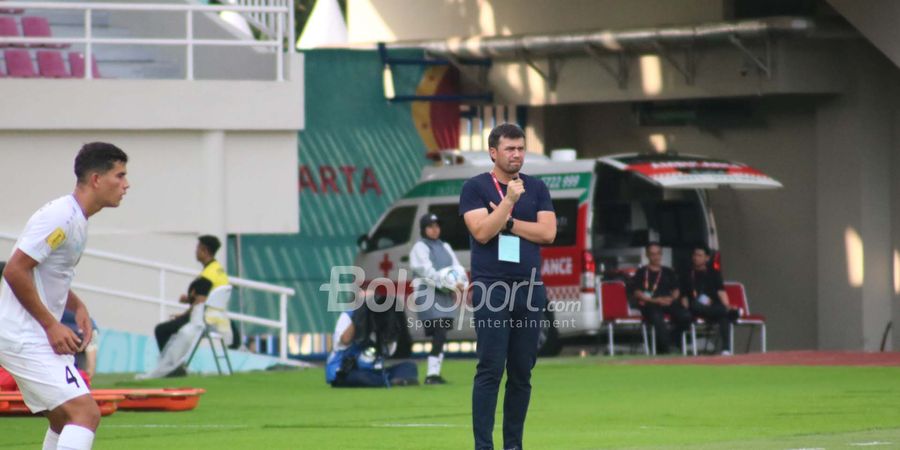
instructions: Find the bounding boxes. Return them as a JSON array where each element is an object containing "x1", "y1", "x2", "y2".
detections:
[
  {"x1": 427, "y1": 204, "x2": 470, "y2": 250},
  {"x1": 366, "y1": 206, "x2": 417, "y2": 253},
  {"x1": 549, "y1": 199, "x2": 578, "y2": 247}
]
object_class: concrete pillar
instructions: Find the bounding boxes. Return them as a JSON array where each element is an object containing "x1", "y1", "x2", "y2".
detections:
[
  {"x1": 815, "y1": 43, "x2": 894, "y2": 350},
  {"x1": 892, "y1": 108, "x2": 900, "y2": 351},
  {"x1": 202, "y1": 130, "x2": 228, "y2": 270}
]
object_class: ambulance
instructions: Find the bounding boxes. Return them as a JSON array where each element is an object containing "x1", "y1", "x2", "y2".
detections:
[{"x1": 354, "y1": 150, "x2": 781, "y2": 355}]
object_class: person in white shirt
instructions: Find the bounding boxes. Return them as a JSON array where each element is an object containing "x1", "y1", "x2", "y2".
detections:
[
  {"x1": 0, "y1": 142, "x2": 129, "y2": 450},
  {"x1": 409, "y1": 213, "x2": 467, "y2": 384}
]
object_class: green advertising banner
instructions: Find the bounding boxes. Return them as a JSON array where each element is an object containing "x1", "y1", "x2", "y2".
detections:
[{"x1": 229, "y1": 49, "x2": 430, "y2": 335}]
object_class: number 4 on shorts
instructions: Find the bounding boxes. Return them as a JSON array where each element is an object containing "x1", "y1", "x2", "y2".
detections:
[{"x1": 65, "y1": 366, "x2": 80, "y2": 388}]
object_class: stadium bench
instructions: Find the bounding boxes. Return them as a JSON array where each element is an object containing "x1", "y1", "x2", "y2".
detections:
[
  {"x1": 69, "y1": 51, "x2": 101, "y2": 78},
  {"x1": 603, "y1": 280, "x2": 693, "y2": 356},
  {"x1": 601, "y1": 280, "x2": 650, "y2": 355},
  {"x1": 22, "y1": 16, "x2": 67, "y2": 48},
  {"x1": 725, "y1": 281, "x2": 767, "y2": 353},
  {"x1": 4, "y1": 48, "x2": 35, "y2": 77},
  {"x1": 37, "y1": 50, "x2": 69, "y2": 77},
  {"x1": 0, "y1": 0, "x2": 24, "y2": 15},
  {"x1": 0, "y1": 15, "x2": 19, "y2": 47}
]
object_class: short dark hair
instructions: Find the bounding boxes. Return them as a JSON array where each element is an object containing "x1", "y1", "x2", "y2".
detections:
[
  {"x1": 487, "y1": 123, "x2": 525, "y2": 150},
  {"x1": 198, "y1": 235, "x2": 221, "y2": 256},
  {"x1": 74, "y1": 142, "x2": 128, "y2": 184},
  {"x1": 692, "y1": 245, "x2": 711, "y2": 255},
  {"x1": 188, "y1": 277, "x2": 213, "y2": 297},
  {"x1": 645, "y1": 242, "x2": 662, "y2": 252}
]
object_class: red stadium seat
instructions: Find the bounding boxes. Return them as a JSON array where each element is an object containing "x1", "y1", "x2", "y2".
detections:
[
  {"x1": 37, "y1": 50, "x2": 70, "y2": 77},
  {"x1": 0, "y1": 15, "x2": 20, "y2": 47},
  {"x1": 0, "y1": 1, "x2": 24, "y2": 15},
  {"x1": 601, "y1": 280, "x2": 650, "y2": 355},
  {"x1": 69, "y1": 51, "x2": 101, "y2": 78},
  {"x1": 724, "y1": 282, "x2": 767, "y2": 353},
  {"x1": 22, "y1": 16, "x2": 68, "y2": 48},
  {"x1": 4, "y1": 48, "x2": 36, "y2": 77}
]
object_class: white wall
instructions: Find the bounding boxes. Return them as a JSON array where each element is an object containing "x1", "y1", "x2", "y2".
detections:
[
  {"x1": 814, "y1": 42, "x2": 896, "y2": 351},
  {"x1": 348, "y1": 0, "x2": 724, "y2": 42},
  {"x1": 0, "y1": 72, "x2": 304, "y2": 131},
  {"x1": 0, "y1": 130, "x2": 299, "y2": 236},
  {"x1": 0, "y1": 128, "x2": 300, "y2": 336},
  {"x1": 225, "y1": 132, "x2": 300, "y2": 234}
]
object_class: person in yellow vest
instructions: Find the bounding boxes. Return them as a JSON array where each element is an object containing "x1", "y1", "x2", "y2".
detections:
[
  {"x1": 192, "y1": 235, "x2": 233, "y2": 348},
  {"x1": 153, "y1": 235, "x2": 232, "y2": 376},
  {"x1": 175, "y1": 235, "x2": 229, "y2": 303},
  {"x1": 196, "y1": 235, "x2": 228, "y2": 290}
]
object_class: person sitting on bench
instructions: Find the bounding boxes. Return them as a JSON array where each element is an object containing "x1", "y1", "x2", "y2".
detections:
[{"x1": 680, "y1": 245, "x2": 740, "y2": 355}]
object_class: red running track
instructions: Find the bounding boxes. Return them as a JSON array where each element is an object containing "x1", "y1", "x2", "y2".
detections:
[{"x1": 625, "y1": 351, "x2": 900, "y2": 367}]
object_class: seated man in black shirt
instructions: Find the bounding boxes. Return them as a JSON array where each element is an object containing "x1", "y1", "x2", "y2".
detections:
[
  {"x1": 680, "y1": 245, "x2": 740, "y2": 355},
  {"x1": 629, "y1": 242, "x2": 691, "y2": 354},
  {"x1": 154, "y1": 277, "x2": 212, "y2": 352}
]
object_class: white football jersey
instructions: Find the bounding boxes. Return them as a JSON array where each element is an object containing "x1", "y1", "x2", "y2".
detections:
[{"x1": 0, "y1": 195, "x2": 88, "y2": 344}]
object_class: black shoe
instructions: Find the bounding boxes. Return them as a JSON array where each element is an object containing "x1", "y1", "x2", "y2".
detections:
[
  {"x1": 424, "y1": 375, "x2": 447, "y2": 385},
  {"x1": 165, "y1": 366, "x2": 187, "y2": 378}
]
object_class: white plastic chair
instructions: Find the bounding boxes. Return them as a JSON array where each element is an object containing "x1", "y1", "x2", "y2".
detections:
[
  {"x1": 186, "y1": 285, "x2": 234, "y2": 375},
  {"x1": 136, "y1": 303, "x2": 206, "y2": 380}
]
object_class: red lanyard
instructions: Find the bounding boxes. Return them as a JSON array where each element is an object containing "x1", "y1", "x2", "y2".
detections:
[
  {"x1": 490, "y1": 171, "x2": 514, "y2": 215},
  {"x1": 644, "y1": 268, "x2": 662, "y2": 296},
  {"x1": 691, "y1": 269, "x2": 711, "y2": 298},
  {"x1": 691, "y1": 269, "x2": 697, "y2": 298}
]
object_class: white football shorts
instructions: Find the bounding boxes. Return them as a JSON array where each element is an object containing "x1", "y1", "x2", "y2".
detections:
[{"x1": 0, "y1": 340, "x2": 90, "y2": 413}]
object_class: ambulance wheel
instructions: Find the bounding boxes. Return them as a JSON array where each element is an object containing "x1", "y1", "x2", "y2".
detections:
[{"x1": 538, "y1": 310, "x2": 562, "y2": 356}]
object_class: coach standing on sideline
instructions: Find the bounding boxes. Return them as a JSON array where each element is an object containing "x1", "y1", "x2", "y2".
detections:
[{"x1": 460, "y1": 123, "x2": 556, "y2": 450}]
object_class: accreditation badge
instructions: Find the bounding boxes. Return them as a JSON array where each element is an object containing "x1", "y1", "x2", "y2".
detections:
[
  {"x1": 697, "y1": 294, "x2": 712, "y2": 306},
  {"x1": 498, "y1": 234, "x2": 520, "y2": 263}
]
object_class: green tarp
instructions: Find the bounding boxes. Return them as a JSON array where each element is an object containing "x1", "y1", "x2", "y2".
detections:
[{"x1": 228, "y1": 49, "x2": 429, "y2": 334}]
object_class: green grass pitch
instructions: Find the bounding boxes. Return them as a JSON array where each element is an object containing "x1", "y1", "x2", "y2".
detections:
[{"x1": 1, "y1": 357, "x2": 899, "y2": 449}]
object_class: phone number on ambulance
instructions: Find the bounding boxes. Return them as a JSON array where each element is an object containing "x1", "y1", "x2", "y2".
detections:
[{"x1": 538, "y1": 174, "x2": 582, "y2": 189}]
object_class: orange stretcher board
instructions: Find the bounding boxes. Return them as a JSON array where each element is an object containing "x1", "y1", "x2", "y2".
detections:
[
  {"x1": 91, "y1": 388, "x2": 206, "y2": 412},
  {"x1": 0, "y1": 393, "x2": 124, "y2": 417}
]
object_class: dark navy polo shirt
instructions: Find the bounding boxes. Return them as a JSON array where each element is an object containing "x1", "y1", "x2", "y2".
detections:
[{"x1": 459, "y1": 172, "x2": 554, "y2": 281}]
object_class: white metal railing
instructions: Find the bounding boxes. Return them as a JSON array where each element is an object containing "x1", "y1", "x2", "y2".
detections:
[
  {"x1": 234, "y1": 0, "x2": 294, "y2": 50},
  {"x1": 0, "y1": 231, "x2": 296, "y2": 364},
  {"x1": 0, "y1": 1, "x2": 293, "y2": 81}
]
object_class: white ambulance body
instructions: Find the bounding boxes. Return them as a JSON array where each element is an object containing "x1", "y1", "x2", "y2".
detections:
[{"x1": 354, "y1": 150, "x2": 780, "y2": 354}]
